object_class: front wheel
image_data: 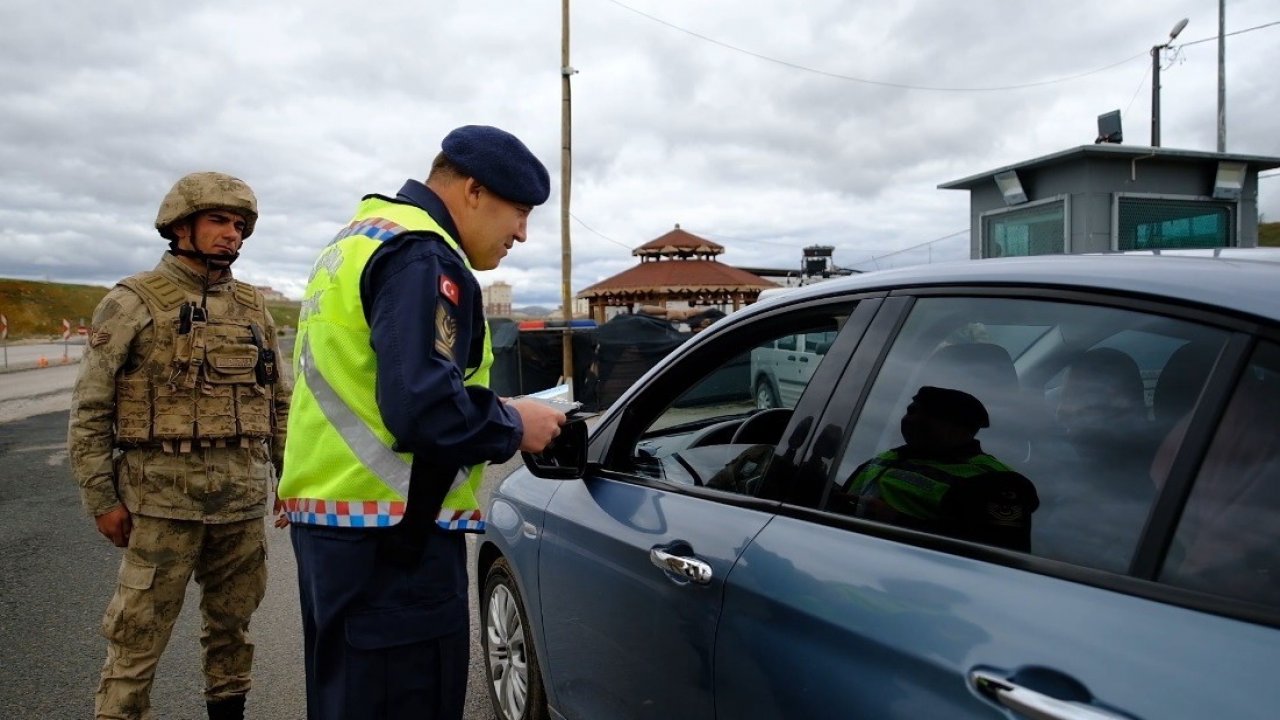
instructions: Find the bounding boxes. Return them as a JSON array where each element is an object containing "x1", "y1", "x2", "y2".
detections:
[
  {"x1": 755, "y1": 378, "x2": 781, "y2": 409},
  {"x1": 482, "y1": 558, "x2": 549, "y2": 720}
]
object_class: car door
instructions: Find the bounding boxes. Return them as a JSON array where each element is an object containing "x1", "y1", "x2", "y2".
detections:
[
  {"x1": 714, "y1": 291, "x2": 1280, "y2": 719},
  {"x1": 536, "y1": 298, "x2": 873, "y2": 720}
]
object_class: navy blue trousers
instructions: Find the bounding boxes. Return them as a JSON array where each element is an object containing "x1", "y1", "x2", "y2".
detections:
[{"x1": 291, "y1": 523, "x2": 469, "y2": 720}]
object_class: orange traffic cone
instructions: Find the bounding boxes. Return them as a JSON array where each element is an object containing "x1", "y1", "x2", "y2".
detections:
[{"x1": 37, "y1": 356, "x2": 49, "y2": 368}]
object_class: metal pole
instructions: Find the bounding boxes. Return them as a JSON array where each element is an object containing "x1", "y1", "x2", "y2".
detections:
[
  {"x1": 1217, "y1": 0, "x2": 1226, "y2": 152},
  {"x1": 1151, "y1": 45, "x2": 1161, "y2": 147},
  {"x1": 560, "y1": 0, "x2": 575, "y2": 396}
]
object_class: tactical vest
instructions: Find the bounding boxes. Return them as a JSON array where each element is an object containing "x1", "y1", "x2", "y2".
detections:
[
  {"x1": 114, "y1": 272, "x2": 277, "y2": 452},
  {"x1": 278, "y1": 196, "x2": 494, "y2": 532}
]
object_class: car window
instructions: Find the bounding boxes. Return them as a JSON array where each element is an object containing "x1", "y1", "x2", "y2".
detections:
[
  {"x1": 623, "y1": 306, "x2": 854, "y2": 496},
  {"x1": 824, "y1": 296, "x2": 1228, "y2": 572},
  {"x1": 1160, "y1": 340, "x2": 1280, "y2": 607}
]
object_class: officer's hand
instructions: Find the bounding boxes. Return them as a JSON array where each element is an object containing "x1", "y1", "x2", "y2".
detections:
[
  {"x1": 95, "y1": 505, "x2": 132, "y2": 548},
  {"x1": 272, "y1": 495, "x2": 290, "y2": 528},
  {"x1": 507, "y1": 398, "x2": 567, "y2": 454}
]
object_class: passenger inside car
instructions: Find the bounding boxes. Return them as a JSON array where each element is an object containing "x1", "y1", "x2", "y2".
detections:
[
  {"x1": 1033, "y1": 347, "x2": 1158, "y2": 571},
  {"x1": 835, "y1": 386, "x2": 1039, "y2": 551}
]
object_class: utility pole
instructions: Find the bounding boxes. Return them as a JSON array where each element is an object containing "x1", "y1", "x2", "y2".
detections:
[
  {"x1": 1217, "y1": 0, "x2": 1227, "y2": 152},
  {"x1": 560, "y1": 0, "x2": 576, "y2": 395},
  {"x1": 1150, "y1": 18, "x2": 1189, "y2": 147}
]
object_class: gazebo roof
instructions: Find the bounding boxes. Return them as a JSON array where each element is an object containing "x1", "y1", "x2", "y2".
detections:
[
  {"x1": 633, "y1": 225, "x2": 725, "y2": 258},
  {"x1": 579, "y1": 259, "x2": 777, "y2": 298}
]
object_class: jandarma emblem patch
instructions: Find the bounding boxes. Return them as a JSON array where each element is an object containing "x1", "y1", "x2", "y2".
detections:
[{"x1": 434, "y1": 302, "x2": 457, "y2": 361}]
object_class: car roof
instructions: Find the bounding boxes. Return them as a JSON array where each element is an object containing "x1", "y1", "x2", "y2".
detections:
[{"x1": 754, "y1": 250, "x2": 1280, "y2": 323}]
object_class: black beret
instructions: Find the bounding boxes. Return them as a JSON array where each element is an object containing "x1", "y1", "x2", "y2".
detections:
[
  {"x1": 441, "y1": 125, "x2": 551, "y2": 206},
  {"x1": 911, "y1": 386, "x2": 990, "y2": 431}
]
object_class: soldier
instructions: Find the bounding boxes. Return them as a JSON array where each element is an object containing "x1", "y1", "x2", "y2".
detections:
[{"x1": 68, "y1": 172, "x2": 292, "y2": 720}]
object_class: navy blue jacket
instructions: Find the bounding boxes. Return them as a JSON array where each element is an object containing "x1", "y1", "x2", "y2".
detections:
[{"x1": 359, "y1": 180, "x2": 522, "y2": 469}]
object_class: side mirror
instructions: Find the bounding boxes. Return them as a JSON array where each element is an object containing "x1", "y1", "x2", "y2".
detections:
[{"x1": 521, "y1": 417, "x2": 589, "y2": 479}]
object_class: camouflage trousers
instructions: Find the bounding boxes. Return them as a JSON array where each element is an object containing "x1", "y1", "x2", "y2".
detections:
[{"x1": 95, "y1": 515, "x2": 267, "y2": 720}]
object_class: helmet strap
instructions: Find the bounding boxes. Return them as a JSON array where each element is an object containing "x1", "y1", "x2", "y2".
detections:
[{"x1": 167, "y1": 239, "x2": 239, "y2": 269}]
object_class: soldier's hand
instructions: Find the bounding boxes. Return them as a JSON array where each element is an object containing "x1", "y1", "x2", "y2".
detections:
[
  {"x1": 95, "y1": 505, "x2": 132, "y2": 547},
  {"x1": 507, "y1": 398, "x2": 567, "y2": 454}
]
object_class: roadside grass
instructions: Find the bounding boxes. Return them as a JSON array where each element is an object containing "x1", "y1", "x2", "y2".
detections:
[{"x1": 0, "y1": 278, "x2": 298, "y2": 340}]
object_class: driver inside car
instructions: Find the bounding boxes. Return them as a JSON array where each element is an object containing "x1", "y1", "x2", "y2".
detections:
[{"x1": 835, "y1": 386, "x2": 1040, "y2": 552}]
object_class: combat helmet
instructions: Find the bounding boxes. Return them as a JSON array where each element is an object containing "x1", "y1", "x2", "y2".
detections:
[{"x1": 155, "y1": 172, "x2": 258, "y2": 241}]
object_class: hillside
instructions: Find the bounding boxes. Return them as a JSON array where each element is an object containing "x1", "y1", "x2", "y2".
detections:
[
  {"x1": 1260, "y1": 221, "x2": 1280, "y2": 247},
  {"x1": 0, "y1": 278, "x2": 299, "y2": 340},
  {"x1": 0, "y1": 279, "x2": 109, "y2": 339}
]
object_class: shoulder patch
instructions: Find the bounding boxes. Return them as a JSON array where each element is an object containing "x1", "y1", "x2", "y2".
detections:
[
  {"x1": 233, "y1": 281, "x2": 263, "y2": 310},
  {"x1": 434, "y1": 302, "x2": 457, "y2": 362},
  {"x1": 89, "y1": 328, "x2": 112, "y2": 348},
  {"x1": 120, "y1": 272, "x2": 186, "y2": 312},
  {"x1": 439, "y1": 274, "x2": 460, "y2": 306}
]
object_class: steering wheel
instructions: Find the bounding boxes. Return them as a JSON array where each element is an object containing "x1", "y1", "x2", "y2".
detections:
[{"x1": 730, "y1": 408, "x2": 793, "y2": 445}]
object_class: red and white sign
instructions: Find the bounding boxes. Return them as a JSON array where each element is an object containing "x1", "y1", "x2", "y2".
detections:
[
  {"x1": 0, "y1": 313, "x2": 7, "y2": 340},
  {"x1": 77, "y1": 318, "x2": 88, "y2": 335},
  {"x1": 61, "y1": 318, "x2": 72, "y2": 341}
]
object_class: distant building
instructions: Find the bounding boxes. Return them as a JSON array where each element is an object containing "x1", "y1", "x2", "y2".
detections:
[
  {"x1": 940, "y1": 145, "x2": 1280, "y2": 258},
  {"x1": 257, "y1": 286, "x2": 289, "y2": 302},
  {"x1": 737, "y1": 244, "x2": 858, "y2": 288},
  {"x1": 483, "y1": 281, "x2": 513, "y2": 317},
  {"x1": 577, "y1": 224, "x2": 777, "y2": 323}
]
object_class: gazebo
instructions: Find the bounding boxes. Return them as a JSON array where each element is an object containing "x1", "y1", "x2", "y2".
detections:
[{"x1": 578, "y1": 224, "x2": 778, "y2": 323}]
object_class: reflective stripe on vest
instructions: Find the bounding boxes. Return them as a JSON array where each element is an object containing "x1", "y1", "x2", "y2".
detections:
[{"x1": 279, "y1": 196, "x2": 492, "y2": 531}]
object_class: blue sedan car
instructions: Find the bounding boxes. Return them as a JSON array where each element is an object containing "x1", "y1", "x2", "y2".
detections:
[{"x1": 477, "y1": 253, "x2": 1280, "y2": 720}]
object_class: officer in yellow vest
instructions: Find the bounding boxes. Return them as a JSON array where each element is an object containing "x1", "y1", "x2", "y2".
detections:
[
  {"x1": 279, "y1": 125, "x2": 566, "y2": 720},
  {"x1": 68, "y1": 172, "x2": 291, "y2": 720}
]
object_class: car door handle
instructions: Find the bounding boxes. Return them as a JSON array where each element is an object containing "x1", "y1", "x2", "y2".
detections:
[
  {"x1": 650, "y1": 547, "x2": 713, "y2": 584},
  {"x1": 970, "y1": 671, "x2": 1130, "y2": 720}
]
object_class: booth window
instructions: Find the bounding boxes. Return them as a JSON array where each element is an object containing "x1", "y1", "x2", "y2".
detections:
[
  {"x1": 982, "y1": 200, "x2": 1066, "y2": 258},
  {"x1": 1116, "y1": 197, "x2": 1234, "y2": 251}
]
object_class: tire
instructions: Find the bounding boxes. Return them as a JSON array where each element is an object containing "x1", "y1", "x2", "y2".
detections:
[
  {"x1": 755, "y1": 378, "x2": 780, "y2": 409},
  {"x1": 482, "y1": 558, "x2": 550, "y2": 720}
]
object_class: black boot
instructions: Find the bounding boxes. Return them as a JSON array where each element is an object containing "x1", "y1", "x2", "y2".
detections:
[{"x1": 206, "y1": 694, "x2": 246, "y2": 720}]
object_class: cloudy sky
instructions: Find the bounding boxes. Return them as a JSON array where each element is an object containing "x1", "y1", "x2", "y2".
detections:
[{"x1": 2, "y1": 0, "x2": 1277, "y2": 305}]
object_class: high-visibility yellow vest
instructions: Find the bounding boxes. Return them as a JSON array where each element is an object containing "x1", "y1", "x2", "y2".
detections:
[{"x1": 279, "y1": 196, "x2": 494, "y2": 531}]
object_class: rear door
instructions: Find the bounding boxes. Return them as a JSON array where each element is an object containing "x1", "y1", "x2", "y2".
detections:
[
  {"x1": 536, "y1": 298, "x2": 871, "y2": 720},
  {"x1": 715, "y1": 291, "x2": 1280, "y2": 719}
]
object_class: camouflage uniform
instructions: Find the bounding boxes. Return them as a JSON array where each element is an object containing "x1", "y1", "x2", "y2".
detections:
[{"x1": 68, "y1": 173, "x2": 291, "y2": 720}]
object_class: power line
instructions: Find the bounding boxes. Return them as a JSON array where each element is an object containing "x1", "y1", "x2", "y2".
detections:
[
  {"x1": 603, "y1": 0, "x2": 1147, "y2": 92},
  {"x1": 1259, "y1": 171, "x2": 1280, "y2": 181},
  {"x1": 1175, "y1": 20, "x2": 1280, "y2": 48},
  {"x1": 850, "y1": 229, "x2": 969, "y2": 268},
  {"x1": 569, "y1": 213, "x2": 634, "y2": 250},
  {"x1": 1121, "y1": 61, "x2": 1152, "y2": 123}
]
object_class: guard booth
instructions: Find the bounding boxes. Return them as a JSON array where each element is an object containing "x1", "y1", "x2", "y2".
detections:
[{"x1": 939, "y1": 145, "x2": 1280, "y2": 258}]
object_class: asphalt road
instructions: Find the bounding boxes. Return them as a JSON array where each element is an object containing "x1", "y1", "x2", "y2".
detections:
[
  {"x1": 0, "y1": 365, "x2": 508, "y2": 720},
  {"x1": 0, "y1": 340, "x2": 86, "y2": 371}
]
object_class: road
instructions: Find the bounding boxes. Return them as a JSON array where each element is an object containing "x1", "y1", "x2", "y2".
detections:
[
  {"x1": 0, "y1": 362, "x2": 505, "y2": 719},
  {"x1": 0, "y1": 340, "x2": 86, "y2": 372}
]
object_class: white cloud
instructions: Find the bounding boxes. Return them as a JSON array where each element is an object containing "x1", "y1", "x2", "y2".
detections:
[{"x1": 1, "y1": 0, "x2": 1277, "y2": 304}]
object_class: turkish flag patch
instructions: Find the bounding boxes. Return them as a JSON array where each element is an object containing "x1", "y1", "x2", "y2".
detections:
[{"x1": 439, "y1": 275, "x2": 460, "y2": 305}]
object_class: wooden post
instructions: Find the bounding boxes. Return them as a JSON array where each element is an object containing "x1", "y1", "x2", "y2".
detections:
[{"x1": 560, "y1": 0, "x2": 575, "y2": 397}]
